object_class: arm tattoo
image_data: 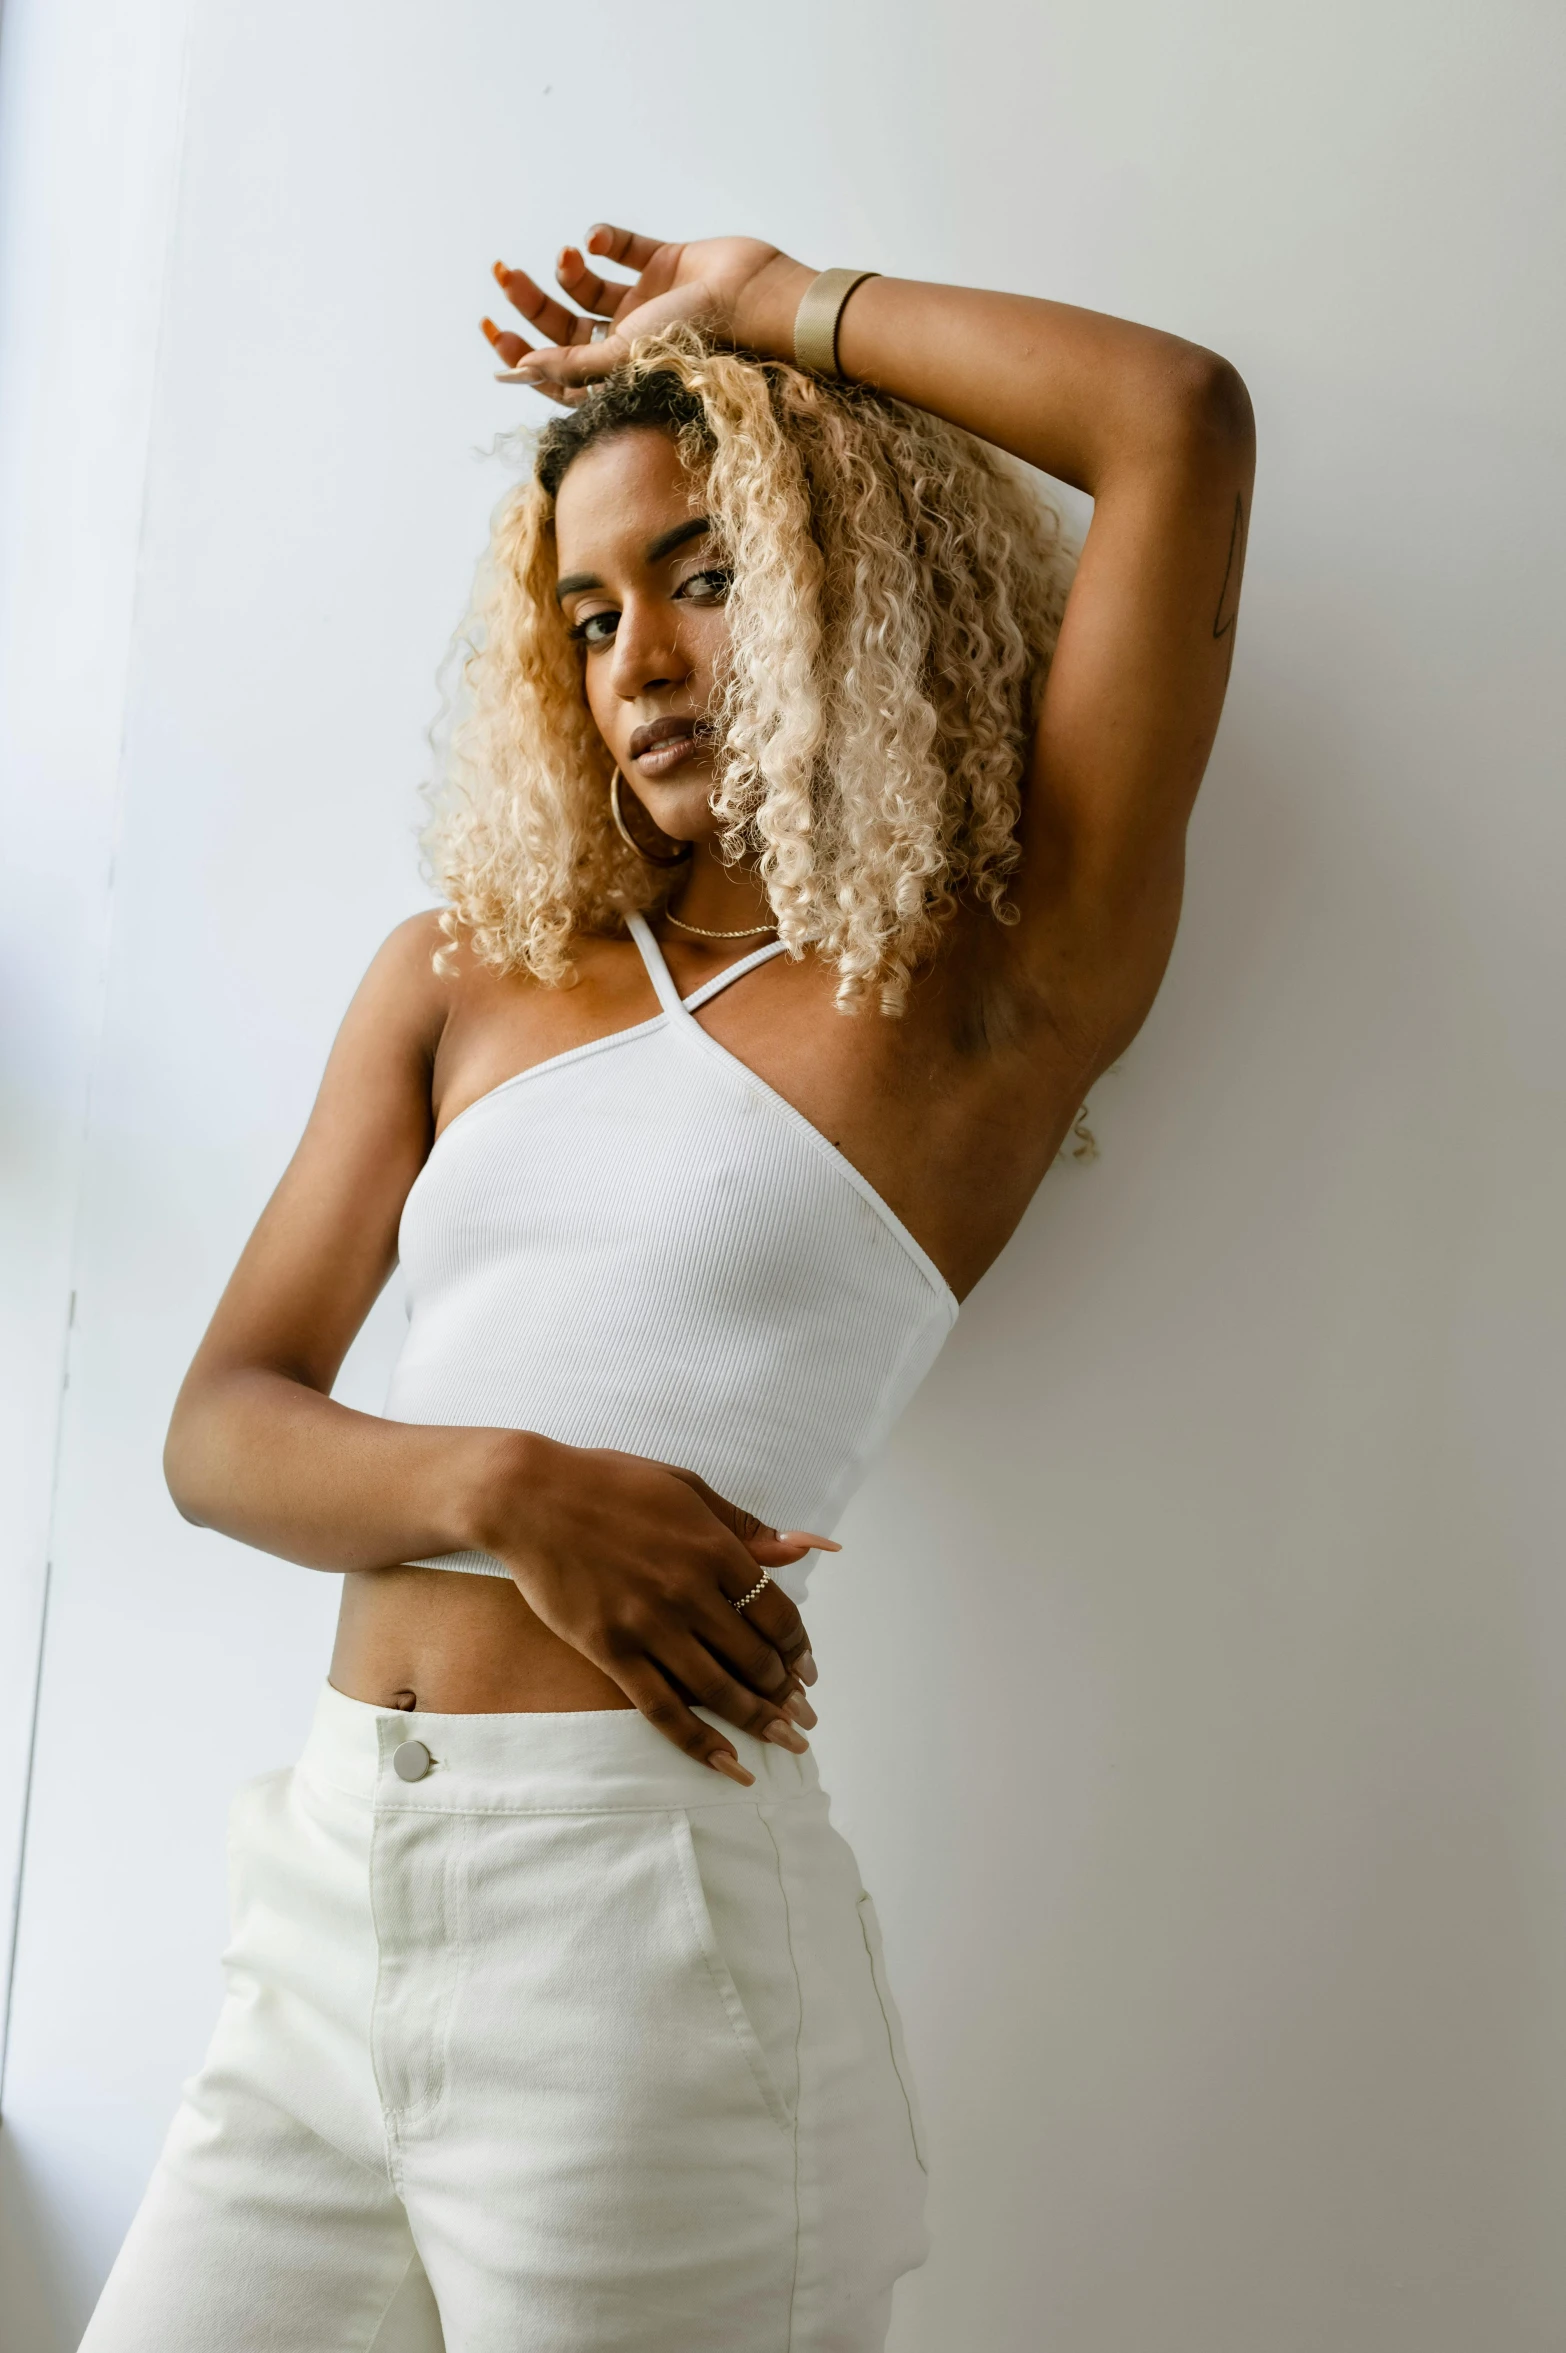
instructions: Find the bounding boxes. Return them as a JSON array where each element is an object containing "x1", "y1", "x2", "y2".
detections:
[{"x1": 1212, "y1": 493, "x2": 1247, "y2": 640}]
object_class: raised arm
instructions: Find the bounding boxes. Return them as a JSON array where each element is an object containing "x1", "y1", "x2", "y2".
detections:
[
  {"x1": 491, "y1": 228, "x2": 1255, "y2": 1066},
  {"x1": 752, "y1": 266, "x2": 1254, "y2": 1065},
  {"x1": 820, "y1": 277, "x2": 1253, "y2": 1010}
]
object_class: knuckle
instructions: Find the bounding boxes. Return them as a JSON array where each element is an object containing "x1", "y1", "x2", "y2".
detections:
[
  {"x1": 623, "y1": 1590, "x2": 672, "y2": 1641},
  {"x1": 744, "y1": 1646, "x2": 786, "y2": 1691},
  {"x1": 599, "y1": 1618, "x2": 643, "y2": 1662},
  {"x1": 755, "y1": 1617, "x2": 798, "y2": 1662}
]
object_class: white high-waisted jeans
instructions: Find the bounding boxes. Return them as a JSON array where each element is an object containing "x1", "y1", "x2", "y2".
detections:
[{"x1": 81, "y1": 1684, "x2": 929, "y2": 2352}]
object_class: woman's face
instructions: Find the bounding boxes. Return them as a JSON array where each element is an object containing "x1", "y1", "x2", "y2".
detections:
[{"x1": 552, "y1": 427, "x2": 731, "y2": 848}]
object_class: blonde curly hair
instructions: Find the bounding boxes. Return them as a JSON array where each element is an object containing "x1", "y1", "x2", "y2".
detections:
[{"x1": 425, "y1": 324, "x2": 1075, "y2": 1011}]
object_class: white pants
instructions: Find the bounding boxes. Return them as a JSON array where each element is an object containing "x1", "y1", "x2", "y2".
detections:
[{"x1": 82, "y1": 1684, "x2": 929, "y2": 2351}]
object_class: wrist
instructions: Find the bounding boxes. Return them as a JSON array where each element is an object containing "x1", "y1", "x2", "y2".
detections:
[
  {"x1": 730, "y1": 253, "x2": 816, "y2": 360},
  {"x1": 447, "y1": 1424, "x2": 557, "y2": 1558}
]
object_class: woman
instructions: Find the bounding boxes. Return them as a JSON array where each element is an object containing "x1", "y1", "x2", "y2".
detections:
[{"x1": 83, "y1": 225, "x2": 1253, "y2": 2350}]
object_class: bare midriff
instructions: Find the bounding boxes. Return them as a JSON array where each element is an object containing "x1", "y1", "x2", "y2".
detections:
[{"x1": 329, "y1": 1566, "x2": 636, "y2": 1715}]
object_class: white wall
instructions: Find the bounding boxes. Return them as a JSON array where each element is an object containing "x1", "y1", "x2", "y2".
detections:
[
  {"x1": 3, "y1": 2, "x2": 1563, "y2": 2347},
  {"x1": 0, "y1": 0, "x2": 193, "y2": 2329}
]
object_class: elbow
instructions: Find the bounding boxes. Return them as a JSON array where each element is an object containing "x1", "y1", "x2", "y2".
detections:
[
  {"x1": 163, "y1": 1418, "x2": 206, "y2": 1528},
  {"x1": 163, "y1": 1384, "x2": 221, "y2": 1528},
  {"x1": 1169, "y1": 347, "x2": 1256, "y2": 463}
]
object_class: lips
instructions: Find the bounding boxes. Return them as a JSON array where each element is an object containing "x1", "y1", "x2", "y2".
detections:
[
  {"x1": 629, "y1": 714, "x2": 712, "y2": 779},
  {"x1": 625, "y1": 710, "x2": 705, "y2": 757}
]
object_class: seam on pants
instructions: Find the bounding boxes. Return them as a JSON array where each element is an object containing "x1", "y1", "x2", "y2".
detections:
[
  {"x1": 760, "y1": 1805, "x2": 804, "y2": 2352},
  {"x1": 365, "y1": 1796, "x2": 404, "y2": 2197},
  {"x1": 857, "y1": 1895, "x2": 927, "y2": 2177},
  {"x1": 395, "y1": 1807, "x2": 472, "y2": 2135},
  {"x1": 668, "y1": 1811, "x2": 794, "y2": 2137},
  {"x1": 360, "y1": 2247, "x2": 429, "y2": 2353}
]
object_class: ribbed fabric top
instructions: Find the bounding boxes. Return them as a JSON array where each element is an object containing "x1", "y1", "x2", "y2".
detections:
[{"x1": 381, "y1": 913, "x2": 958, "y2": 1601}]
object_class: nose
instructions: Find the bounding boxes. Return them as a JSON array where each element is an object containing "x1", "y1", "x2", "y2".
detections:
[{"x1": 608, "y1": 594, "x2": 689, "y2": 702}]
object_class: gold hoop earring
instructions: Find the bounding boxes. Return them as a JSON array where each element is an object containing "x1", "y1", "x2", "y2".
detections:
[{"x1": 609, "y1": 770, "x2": 691, "y2": 869}]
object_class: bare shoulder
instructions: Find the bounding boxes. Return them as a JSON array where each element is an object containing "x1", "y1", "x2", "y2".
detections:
[
  {"x1": 364, "y1": 905, "x2": 461, "y2": 1001},
  {"x1": 337, "y1": 907, "x2": 464, "y2": 1056},
  {"x1": 425, "y1": 920, "x2": 670, "y2": 1138}
]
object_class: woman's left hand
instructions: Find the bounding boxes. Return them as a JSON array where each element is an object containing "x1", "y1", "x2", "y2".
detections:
[{"x1": 481, "y1": 223, "x2": 804, "y2": 404}]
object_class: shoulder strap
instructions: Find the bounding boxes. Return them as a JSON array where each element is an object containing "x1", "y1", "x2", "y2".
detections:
[
  {"x1": 626, "y1": 912, "x2": 786, "y2": 1018},
  {"x1": 624, "y1": 911, "x2": 685, "y2": 1016},
  {"x1": 681, "y1": 936, "x2": 787, "y2": 1013}
]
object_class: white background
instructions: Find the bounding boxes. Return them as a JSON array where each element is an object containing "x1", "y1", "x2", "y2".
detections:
[{"x1": 2, "y1": 2, "x2": 1563, "y2": 2347}]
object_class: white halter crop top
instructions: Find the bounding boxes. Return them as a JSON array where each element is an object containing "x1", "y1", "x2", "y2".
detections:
[{"x1": 381, "y1": 913, "x2": 959, "y2": 1602}]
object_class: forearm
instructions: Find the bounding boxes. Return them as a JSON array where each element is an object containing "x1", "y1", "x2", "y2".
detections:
[
  {"x1": 737, "y1": 257, "x2": 1245, "y2": 493},
  {"x1": 164, "y1": 1366, "x2": 509, "y2": 1573}
]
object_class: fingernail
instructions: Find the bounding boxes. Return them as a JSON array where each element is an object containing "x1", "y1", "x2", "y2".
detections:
[
  {"x1": 711, "y1": 1752, "x2": 755, "y2": 1786},
  {"x1": 480, "y1": 316, "x2": 501, "y2": 345},
  {"x1": 764, "y1": 1720, "x2": 809, "y2": 1753},
  {"x1": 778, "y1": 1531, "x2": 841, "y2": 1553},
  {"x1": 783, "y1": 1691, "x2": 817, "y2": 1729},
  {"x1": 794, "y1": 1649, "x2": 818, "y2": 1686},
  {"x1": 492, "y1": 260, "x2": 510, "y2": 283}
]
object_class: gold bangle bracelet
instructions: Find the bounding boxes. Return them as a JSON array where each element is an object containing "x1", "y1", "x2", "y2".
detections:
[{"x1": 792, "y1": 267, "x2": 879, "y2": 377}]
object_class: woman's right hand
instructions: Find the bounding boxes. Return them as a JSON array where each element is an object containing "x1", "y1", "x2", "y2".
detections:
[
  {"x1": 466, "y1": 1429, "x2": 828, "y2": 1785},
  {"x1": 483, "y1": 224, "x2": 811, "y2": 404}
]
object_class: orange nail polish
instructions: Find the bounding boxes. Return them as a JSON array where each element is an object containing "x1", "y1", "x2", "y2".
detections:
[
  {"x1": 492, "y1": 260, "x2": 509, "y2": 283},
  {"x1": 480, "y1": 316, "x2": 501, "y2": 345}
]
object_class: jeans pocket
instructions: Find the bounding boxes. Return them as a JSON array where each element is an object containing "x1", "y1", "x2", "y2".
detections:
[
  {"x1": 669, "y1": 1811, "x2": 797, "y2": 2133},
  {"x1": 857, "y1": 1890, "x2": 929, "y2": 2174}
]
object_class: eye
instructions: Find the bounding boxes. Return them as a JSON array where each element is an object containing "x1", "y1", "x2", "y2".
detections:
[
  {"x1": 566, "y1": 608, "x2": 619, "y2": 648},
  {"x1": 676, "y1": 566, "x2": 732, "y2": 606}
]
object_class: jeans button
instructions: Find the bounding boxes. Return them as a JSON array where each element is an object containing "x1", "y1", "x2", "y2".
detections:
[{"x1": 393, "y1": 1739, "x2": 433, "y2": 1783}]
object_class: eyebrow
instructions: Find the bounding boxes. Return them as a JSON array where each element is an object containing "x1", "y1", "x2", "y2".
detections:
[{"x1": 555, "y1": 515, "x2": 714, "y2": 603}]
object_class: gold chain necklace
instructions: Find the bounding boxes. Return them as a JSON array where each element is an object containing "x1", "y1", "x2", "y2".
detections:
[{"x1": 664, "y1": 910, "x2": 779, "y2": 940}]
